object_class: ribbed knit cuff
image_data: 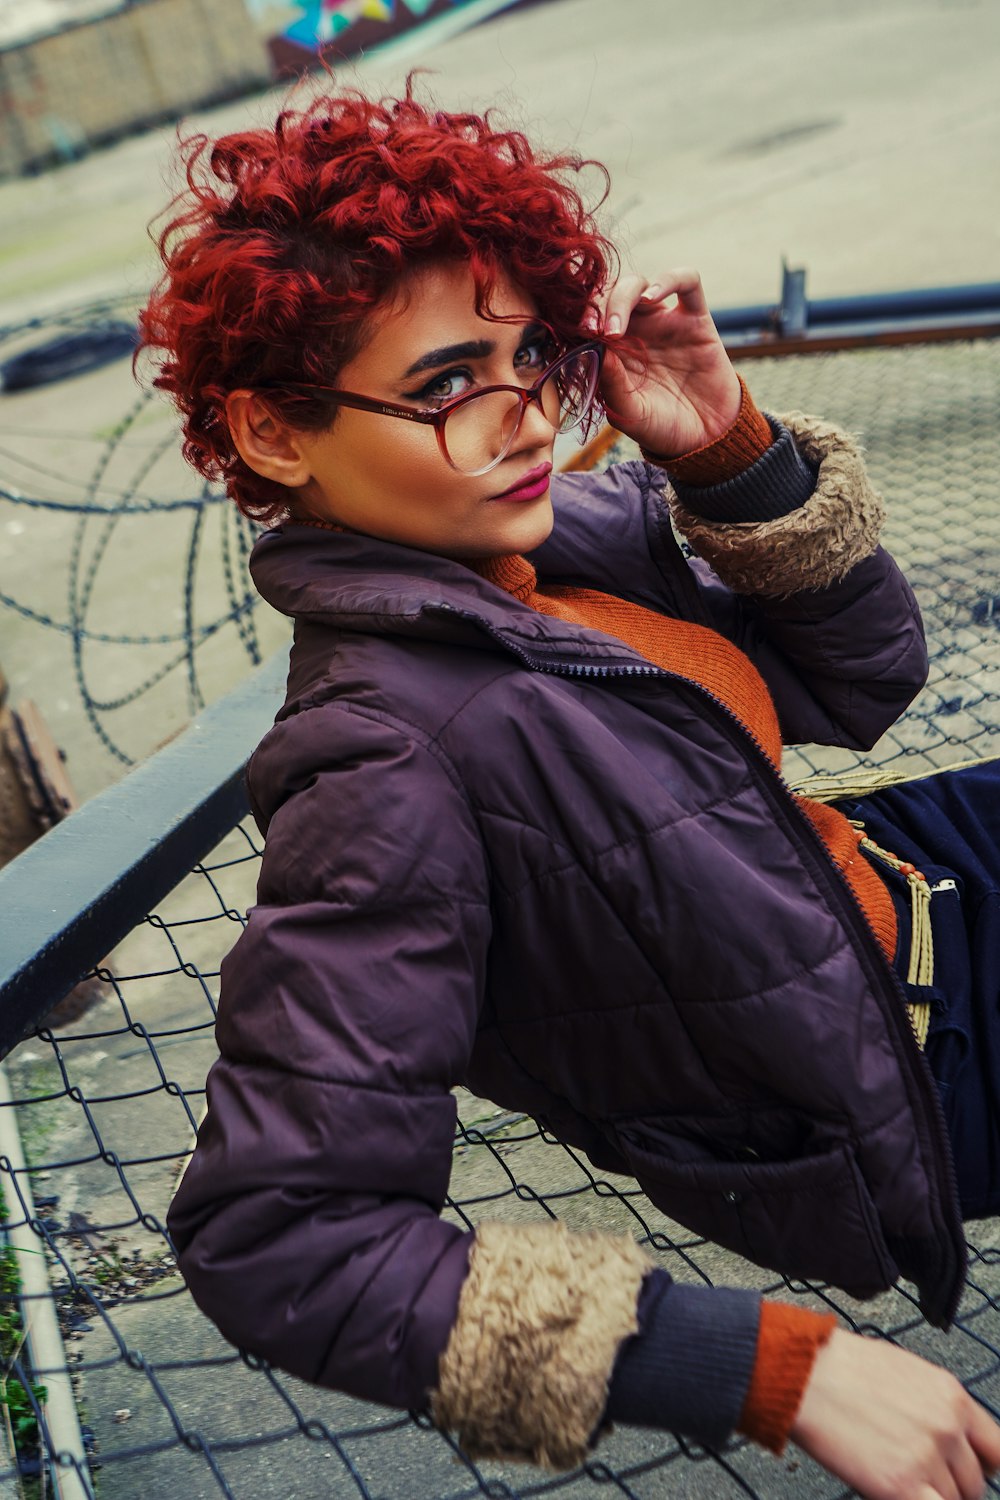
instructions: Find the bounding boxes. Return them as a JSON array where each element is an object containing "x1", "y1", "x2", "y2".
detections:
[
  {"x1": 665, "y1": 417, "x2": 819, "y2": 523},
  {"x1": 737, "y1": 1302, "x2": 838, "y2": 1455},
  {"x1": 604, "y1": 1271, "x2": 761, "y2": 1448}
]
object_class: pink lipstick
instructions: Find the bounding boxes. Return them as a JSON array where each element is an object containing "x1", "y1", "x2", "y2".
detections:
[{"x1": 489, "y1": 463, "x2": 552, "y2": 503}]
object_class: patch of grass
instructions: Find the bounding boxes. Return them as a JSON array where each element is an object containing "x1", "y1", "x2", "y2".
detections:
[
  {"x1": 88, "y1": 1248, "x2": 124, "y2": 1287},
  {"x1": 0, "y1": 1184, "x2": 49, "y2": 1487},
  {"x1": 0, "y1": 1371, "x2": 47, "y2": 1449}
]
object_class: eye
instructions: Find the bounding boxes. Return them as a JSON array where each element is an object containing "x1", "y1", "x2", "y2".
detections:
[
  {"x1": 411, "y1": 368, "x2": 473, "y2": 407},
  {"x1": 513, "y1": 330, "x2": 556, "y2": 375}
]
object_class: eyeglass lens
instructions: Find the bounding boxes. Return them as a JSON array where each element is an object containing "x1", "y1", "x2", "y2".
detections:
[{"x1": 442, "y1": 347, "x2": 601, "y2": 474}]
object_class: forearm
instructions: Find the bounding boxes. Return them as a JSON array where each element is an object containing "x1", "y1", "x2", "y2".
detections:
[
  {"x1": 175, "y1": 1105, "x2": 827, "y2": 1471},
  {"x1": 644, "y1": 374, "x2": 816, "y2": 524},
  {"x1": 435, "y1": 1235, "x2": 826, "y2": 1466}
]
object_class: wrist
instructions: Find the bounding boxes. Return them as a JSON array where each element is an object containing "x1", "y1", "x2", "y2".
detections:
[
  {"x1": 738, "y1": 1302, "x2": 838, "y2": 1455},
  {"x1": 605, "y1": 1277, "x2": 761, "y2": 1448}
]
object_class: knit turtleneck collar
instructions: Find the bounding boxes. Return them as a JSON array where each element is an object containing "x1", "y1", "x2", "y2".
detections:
[{"x1": 467, "y1": 553, "x2": 538, "y2": 602}]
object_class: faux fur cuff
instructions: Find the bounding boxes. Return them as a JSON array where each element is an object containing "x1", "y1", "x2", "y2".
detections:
[
  {"x1": 667, "y1": 411, "x2": 885, "y2": 597},
  {"x1": 431, "y1": 1220, "x2": 653, "y2": 1469}
]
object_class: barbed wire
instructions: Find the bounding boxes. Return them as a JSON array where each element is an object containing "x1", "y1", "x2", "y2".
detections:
[
  {"x1": 2, "y1": 302, "x2": 999, "y2": 781},
  {"x1": 0, "y1": 300, "x2": 277, "y2": 771}
]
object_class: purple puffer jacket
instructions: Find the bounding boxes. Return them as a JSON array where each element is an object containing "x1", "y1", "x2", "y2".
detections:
[{"x1": 168, "y1": 421, "x2": 964, "y2": 1466}]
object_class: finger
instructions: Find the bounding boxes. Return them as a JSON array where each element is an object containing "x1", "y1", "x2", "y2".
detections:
[
  {"x1": 661, "y1": 267, "x2": 711, "y2": 316},
  {"x1": 924, "y1": 1466, "x2": 964, "y2": 1500},
  {"x1": 626, "y1": 270, "x2": 714, "y2": 331},
  {"x1": 948, "y1": 1435, "x2": 992, "y2": 1500},
  {"x1": 601, "y1": 274, "x2": 655, "y2": 337},
  {"x1": 967, "y1": 1399, "x2": 1000, "y2": 1473},
  {"x1": 594, "y1": 344, "x2": 644, "y2": 411},
  {"x1": 597, "y1": 347, "x2": 645, "y2": 416}
]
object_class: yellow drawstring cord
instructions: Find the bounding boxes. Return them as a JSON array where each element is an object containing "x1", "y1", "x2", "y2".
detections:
[{"x1": 849, "y1": 822, "x2": 933, "y2": 1048}]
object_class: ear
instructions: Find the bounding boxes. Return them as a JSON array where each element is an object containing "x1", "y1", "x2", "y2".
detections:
[{"x1": 225, "y1": 391, "x2": 314, "y2": 489}]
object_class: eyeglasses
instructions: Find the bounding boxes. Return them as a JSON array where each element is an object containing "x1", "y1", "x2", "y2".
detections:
[{"x1": 260, "y1": 341, "x2": 604, "y2": 477}]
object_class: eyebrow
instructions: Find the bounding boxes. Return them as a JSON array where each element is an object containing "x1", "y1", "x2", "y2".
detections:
[{"x1": 403, "y1": 339, "x2": 495, "y2": 378}]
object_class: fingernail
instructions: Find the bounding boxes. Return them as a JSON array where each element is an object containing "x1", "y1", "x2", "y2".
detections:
[
  {"x1": 606, "y1": 314, "x2": 621, "y2": 335},
  {"x1": 640, "y1": 285, "x2": 662, "y2": 300}
]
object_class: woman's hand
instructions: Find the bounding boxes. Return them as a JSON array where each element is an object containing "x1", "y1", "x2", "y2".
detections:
[
  {"x1": 594, "y1": 268, "x2": 742, "y2": 458},
  {"x1": 791, "y1": 1328, "x2": 1000, "y2": 1499}
]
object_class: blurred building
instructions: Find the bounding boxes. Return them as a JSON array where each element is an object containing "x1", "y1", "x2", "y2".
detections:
[{"x1": 0, "y1": 0, "x2": 271, "y2": 177}]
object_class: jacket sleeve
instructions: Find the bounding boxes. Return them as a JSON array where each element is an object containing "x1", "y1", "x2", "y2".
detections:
[
  {"x1": 166, "y1": 703, "x2": 653, "y2": 1468},
  {"x1": 666, "y1": 410, "x2": 929, "y2": 749}
]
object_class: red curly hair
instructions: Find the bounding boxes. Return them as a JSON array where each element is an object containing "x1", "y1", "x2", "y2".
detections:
[{"x1": 138, "y1": 81, "x2": 617, "y2": 523}]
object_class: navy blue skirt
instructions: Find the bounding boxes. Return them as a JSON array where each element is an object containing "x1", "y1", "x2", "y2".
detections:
[{"x1": 838, "y1": 759, "x2": 1000, "y2": 1220}]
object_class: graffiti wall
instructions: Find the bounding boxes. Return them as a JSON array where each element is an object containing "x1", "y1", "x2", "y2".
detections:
[{"x1": 247, "y1": 0, "x2": 526, "y2": 77}]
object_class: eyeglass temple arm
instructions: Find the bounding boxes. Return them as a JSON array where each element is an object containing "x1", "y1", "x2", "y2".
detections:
[{"x1": 265, "y1": 385, "x2": 440, "y2": 426}]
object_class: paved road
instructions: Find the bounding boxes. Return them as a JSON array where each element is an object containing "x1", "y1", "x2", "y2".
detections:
[{"x1": 1, "y1": 0, "x2": 998, "y2": 326}]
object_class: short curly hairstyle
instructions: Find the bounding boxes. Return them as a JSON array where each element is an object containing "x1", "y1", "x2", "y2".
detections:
[{"x1": 138, "y1": 80, "x2": 617, "y2": 523}]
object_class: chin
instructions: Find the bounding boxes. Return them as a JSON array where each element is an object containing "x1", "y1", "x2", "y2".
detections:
[
  {"x1": 501, "y1": 496, "x2": 554, "y2": 554},
  {"x1": 447, "y1": 496, "x2": 554, "y2": 561}
]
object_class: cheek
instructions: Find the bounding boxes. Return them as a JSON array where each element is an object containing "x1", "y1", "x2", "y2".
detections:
[
  {"x1": 361, "y1": 424, "x2": 445, "y2": 487},
  {"x1": 312, "y1": 419, "x2": 438, "y2": 504},
  {"x1": 372, "y1": 436, "x2": 483, "y2": 516}
]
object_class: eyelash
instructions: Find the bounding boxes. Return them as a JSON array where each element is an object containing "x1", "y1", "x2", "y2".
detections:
[{"x1": 409, "y1": 333, "x2": 554, "y2": 407}]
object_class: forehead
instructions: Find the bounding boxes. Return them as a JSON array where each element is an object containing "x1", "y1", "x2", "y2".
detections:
[{"x1": 347, "y1": 262, "x2": 539, "y2": 378}]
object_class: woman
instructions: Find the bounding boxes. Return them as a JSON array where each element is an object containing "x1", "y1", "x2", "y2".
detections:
[{"x1": 141, "y1": 83, "x2": 1000, "y2": 1497}]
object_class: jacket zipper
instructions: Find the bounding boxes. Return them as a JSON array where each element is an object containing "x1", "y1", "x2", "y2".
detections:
[{"x1": 432, "y1": 602, "x2": 966, "y2": 1322}]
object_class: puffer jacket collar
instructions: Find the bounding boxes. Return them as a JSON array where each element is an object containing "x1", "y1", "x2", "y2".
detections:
[{"x1": 251, "y1": 520, "x2": 674, "y2": 677}]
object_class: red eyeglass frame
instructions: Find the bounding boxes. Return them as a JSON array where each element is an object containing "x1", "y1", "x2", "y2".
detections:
[{"x1": 253, "y1": 340, "x2": 604, "y2": 476}]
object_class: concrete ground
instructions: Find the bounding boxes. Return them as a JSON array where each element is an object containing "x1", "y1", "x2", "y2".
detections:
[{"x1": 1, "y1": 2, "x2": 1000, "y2": 1496}]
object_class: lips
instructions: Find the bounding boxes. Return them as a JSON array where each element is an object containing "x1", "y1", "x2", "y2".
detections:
[{"x1": 489, "y1": 462, "x2": 552, "y2": 503}]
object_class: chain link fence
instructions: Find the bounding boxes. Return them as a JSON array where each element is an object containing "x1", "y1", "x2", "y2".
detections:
[
  {"x1": 738, "y1": 338, "x2": 1000, "y2": 787},
  {"x1": 3, "y1": 820, "x2": 1000, "y2": 1499},
  {"x1": 1, "y1": 320, "x2": 999, "y2": 1497}
]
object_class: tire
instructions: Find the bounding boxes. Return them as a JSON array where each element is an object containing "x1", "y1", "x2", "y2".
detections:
[{"x1": 1, "y1": 324, "x2": 137, "y2": 392}]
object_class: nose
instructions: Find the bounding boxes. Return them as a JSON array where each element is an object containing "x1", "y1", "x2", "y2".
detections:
[{"x1": 515, "y1": 388, "x2": 558, "y2": 448}]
